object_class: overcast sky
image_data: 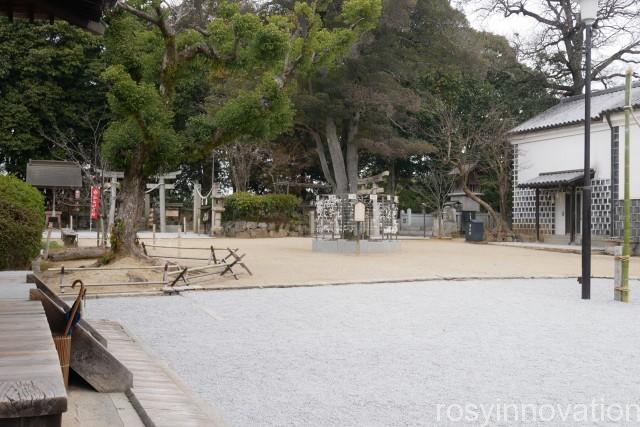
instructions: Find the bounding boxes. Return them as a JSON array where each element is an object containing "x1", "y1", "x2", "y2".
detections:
[{"x1": 458, "y1": 2, "x2": 535, "y2": 39}]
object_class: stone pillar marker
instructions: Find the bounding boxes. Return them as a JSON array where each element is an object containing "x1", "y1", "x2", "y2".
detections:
[
  {"x1": 207, "y1": 183, "x2": 226, "y2": 236},
  {"x1": 193, "y1": 182, "x2": 202, "y2": 234},
  {"x1": 308, "y1": 210, "x2": 316, "y2": 236},
  {"x1": 159, "y1": 177, "x2": 166, "y2": 233},
  {"x1": 371, "y1": 194, "x2": 380, "y2": 239},
  {"x1": 144, "y1": 194, "x2": 151, "y2": 225}
]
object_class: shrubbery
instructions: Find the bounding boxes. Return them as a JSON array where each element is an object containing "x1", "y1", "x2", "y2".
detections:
[
  {"x1": 224, "y1": 192, "x2": 300, "y2": 222},
  {"x1": 0, "y1": 175, "x2": 44, "y2": 270}
]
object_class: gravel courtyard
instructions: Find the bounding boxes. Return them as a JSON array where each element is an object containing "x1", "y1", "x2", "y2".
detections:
[{"x1": 88, "y1": 279, "x2": 640, "y2": 426}]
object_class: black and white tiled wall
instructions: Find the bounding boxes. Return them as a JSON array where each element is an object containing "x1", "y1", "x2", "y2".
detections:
[
  {"x1": 512, "y1": 146, "x2": 612, "y2": 236},
  {"x1": 512, "y1": 188, "x2": 555, "y2": 235},
  {"x1": 590, "y1": 179, "x2": 611, "y2": 236}
]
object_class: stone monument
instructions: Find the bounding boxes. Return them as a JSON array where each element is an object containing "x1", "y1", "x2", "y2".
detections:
[{"x1": 312, "y1": 172, "x2": 400, "y2": 253}]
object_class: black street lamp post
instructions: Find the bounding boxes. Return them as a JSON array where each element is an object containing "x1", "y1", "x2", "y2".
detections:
[{"x1": 579, "y1": 0, "x2": 597, "y2": 300}]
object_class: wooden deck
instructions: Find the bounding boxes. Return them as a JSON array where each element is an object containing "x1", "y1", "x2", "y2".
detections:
[
  {"x1": 0, "y1": 301, "x2": 67, "y2": 427},
  {"x1": 92, "y1": 320, "x2": 224, "y2": 427}
]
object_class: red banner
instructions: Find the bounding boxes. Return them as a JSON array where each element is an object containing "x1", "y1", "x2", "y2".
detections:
[{"x1": 90, "y1": 186, "x2": 100, "y2": 220}]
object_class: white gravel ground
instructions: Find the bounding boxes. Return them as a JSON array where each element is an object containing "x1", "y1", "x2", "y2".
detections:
[{"x1": 87, "y1": 279, "x2": 640, "y2": 426}]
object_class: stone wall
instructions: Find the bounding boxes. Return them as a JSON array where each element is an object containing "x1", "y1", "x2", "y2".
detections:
[{"x1": 223, "y1": 220, "x2": 308, "y2": 238}]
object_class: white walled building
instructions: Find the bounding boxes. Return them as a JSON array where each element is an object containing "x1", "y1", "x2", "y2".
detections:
[{"x1": 510, "y1": 83, "x2": 640, "y2": 243}]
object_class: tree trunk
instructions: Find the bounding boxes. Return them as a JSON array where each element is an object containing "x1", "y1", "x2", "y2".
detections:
[
  {"x1": 461, "y1": 182, "x2": 511, "y2": 240},
  {"x1": 498, "y1": 174, "x2": 510, "y2": 233},
  {"x1": 115, "y1": 149, "x2": 146, "y2": 256},
  {"x1": 345, "y1": 113, "x2": 360, "y2": 194},
  {"x1": 389, "y1": 160, "x2": 397, "y2": 194},
  {"x1": 325, "y1": 117, "x2": 348, "y2": 194},
  {"x1": 309, "y1": 128, "x2": 336, "y2": 191}
]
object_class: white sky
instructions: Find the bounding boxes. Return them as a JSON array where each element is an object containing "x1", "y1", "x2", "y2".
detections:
[
  {"x1": 456, "y1": 1, "x2": 636, "y2": 89},
  {"x1": 458, "y1": 3, "x2": 537, "y2": 39}
]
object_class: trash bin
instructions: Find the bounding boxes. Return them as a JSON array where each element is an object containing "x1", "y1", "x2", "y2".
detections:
[
  {"x1": 53, "y1": 334, "x2": 71, "y2": 387},
  {"x1": 465, "y1": 219, "x2": 484, "y2": 242},
  {"x1": 460, "y1": 211, "x2": 475, "y2": 233}
]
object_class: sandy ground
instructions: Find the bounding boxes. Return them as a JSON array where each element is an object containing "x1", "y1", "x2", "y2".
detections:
[
  {"x1": 87, "y1": 278, "x2": 640, "y2": 426},
  {"x1": 39, "y1": 236, "x2": 640, "y2": 297},
  {"x1": 95, "y1": 236, "x2": 640, "y2": 284},
  {"x1": 39, "y1": 256, "x2": 174, "y2": 297}
]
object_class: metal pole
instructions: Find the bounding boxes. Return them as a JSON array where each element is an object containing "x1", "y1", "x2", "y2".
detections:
[
  {"x1": 581, "y1": 24, "x2": 593, "y2": 300},
  {"x1": 423, "y1": 207, "x2": 426, "y2": 238},
  {"x1": 621, "y1": 68, "x2": 632, "y2": 302}
]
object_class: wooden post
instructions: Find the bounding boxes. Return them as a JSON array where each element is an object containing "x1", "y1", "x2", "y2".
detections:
[
  {"x1": 44, "y1": 224, "x2": 52, "y2": 259},
  {"x1": 535, "y1": 188, "x2": 540, "y2": 242},
  {"x1": 183, "y1": 217, "x2": 187, "y2": 234},
  {"x1": 620, "y1": 68, "x2": 633, "y2": 303},
  {"x1": 614, "y1": 246, "x2": 624, "y2": 301}
]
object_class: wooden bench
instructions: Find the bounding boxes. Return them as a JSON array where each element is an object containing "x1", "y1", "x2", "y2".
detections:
[
  {"x1": 0, "y1": 301, "x2": 67, "y2": 427},
  {"x1": 32, "y1": 276, "x2": 133, "y2": 393}
]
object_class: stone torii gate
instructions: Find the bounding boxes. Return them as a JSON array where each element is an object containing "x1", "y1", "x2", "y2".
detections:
[
  {"x1": 146, "y1": 171, "x2": 179, "y2": 233},
  {"x1": 97, "y1": 169, "x2": 125, "y2": 233},
  {"x1": 357, "y1": 171, "x2": 389, "y2": 239}
]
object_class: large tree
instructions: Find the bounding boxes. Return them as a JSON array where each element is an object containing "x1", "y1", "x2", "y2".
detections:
[
  {"x1": 416, "y1": 29, "x2": 553, "y2": 237},
  {"x1": 102, "y1": 0, "x2": 382, "y2": 254},
  {"x1": 472, "y1": 0, "x2": 640, "y2": 95},
  {"x1": 0, "y1": 20, "x2": 107, "y2": 176},
  {"x1": 294, "y1": 0, "x2": 472, "y2": 194}
]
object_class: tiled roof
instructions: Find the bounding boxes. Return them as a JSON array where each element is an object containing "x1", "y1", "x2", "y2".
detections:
[
  {"x1": 0, "y1": 0, "x2": 115, "y2": 34},
  {"x1": 511, "y1": 83, "x2": 640, "y2": 134},
  {"x1": 518, "y1": 169, "x2": 594, "y2": 189},
  {"x1": 26, "y1": 160, "x2": 82, "y2": 188}
]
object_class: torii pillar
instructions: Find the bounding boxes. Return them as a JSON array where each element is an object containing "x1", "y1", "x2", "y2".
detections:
[
  {"x1": 193, "y1": 182, "x2": 202, "y2": 234},
  {"x1": 97, "y1": 169, "x2": 124, "y2": 233},
  {"x1": 146, "y1": 171, "x2": 179, "y2": 233}
]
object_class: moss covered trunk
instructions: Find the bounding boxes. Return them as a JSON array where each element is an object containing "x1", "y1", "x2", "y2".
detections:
[{"x1": 114, "y1": 149, "x2": 146, "y2": 256}]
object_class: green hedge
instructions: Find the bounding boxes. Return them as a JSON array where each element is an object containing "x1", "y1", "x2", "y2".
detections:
[
  {"x1": 0, "y1": 175, "x2": 44, "y2": 270},
  {"x1": 223, "y1": 192, "x2": 300, "y2": 222}
]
